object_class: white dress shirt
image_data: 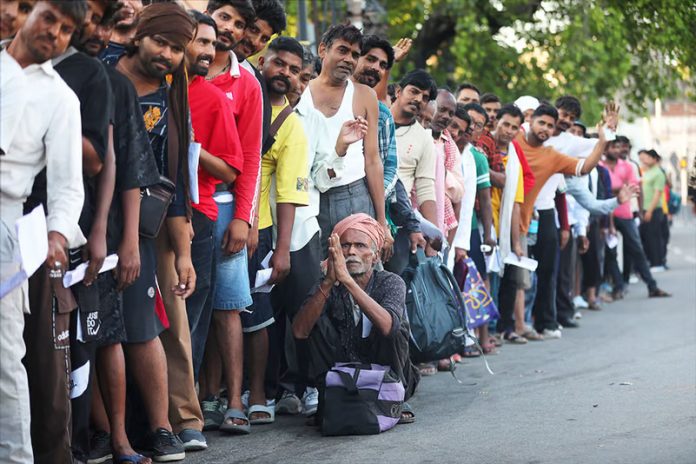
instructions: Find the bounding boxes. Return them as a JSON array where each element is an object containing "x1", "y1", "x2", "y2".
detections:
[{"x1": 0, "y1": 49, "x2": 85, "y2": 247}]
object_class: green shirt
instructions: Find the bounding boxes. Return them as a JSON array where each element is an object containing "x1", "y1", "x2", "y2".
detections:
[
  {"x1": 641, "y1": 165, "x2": 665, "y2": 211},
  {"x1": 471, "y1": 147, "x2": 491, "y2": 229}
]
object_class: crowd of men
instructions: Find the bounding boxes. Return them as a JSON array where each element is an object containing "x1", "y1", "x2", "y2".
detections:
[{"x1": 0, "y1": 0, "x2": 680, "y2": 463}]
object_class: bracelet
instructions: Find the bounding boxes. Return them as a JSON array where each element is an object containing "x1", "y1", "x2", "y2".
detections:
[{"x1": 318, "y1": 284, "x2": 329, "y2": 300}]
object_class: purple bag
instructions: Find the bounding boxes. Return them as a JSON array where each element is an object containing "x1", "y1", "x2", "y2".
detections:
[
  {"x1": 462, "y1": 257, "x2": 499, "y2": 329},
  {"x1": 322, "y1": 363, "x2": 404, "y2": 436}
]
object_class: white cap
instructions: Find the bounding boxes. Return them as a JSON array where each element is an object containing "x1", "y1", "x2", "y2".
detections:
[{"x1": 514, "y1": 95, "x2": 540, "y2": 113}]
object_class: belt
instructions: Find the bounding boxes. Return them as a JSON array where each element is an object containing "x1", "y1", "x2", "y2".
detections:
[
  {"x1": 322, "y1": 178, "x2": 367, "y2": 195},
  {"x1": 215, "y1": 182, "x2": 230, "y2": 193}
]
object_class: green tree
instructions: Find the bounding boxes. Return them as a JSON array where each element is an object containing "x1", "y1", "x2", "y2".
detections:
[{"x1": 380, "y1": 0, "x2": 696, "y2": 123}]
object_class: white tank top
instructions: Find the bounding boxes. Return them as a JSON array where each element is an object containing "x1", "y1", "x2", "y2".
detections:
[{"x1": 308, "y1": 80, "x2": 366, "y2": 187}]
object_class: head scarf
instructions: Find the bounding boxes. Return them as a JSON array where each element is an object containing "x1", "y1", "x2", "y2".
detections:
[
  {"x1": 134, "y1": 2, "x2": 196, "y2": 219},
  {"x1": 133, "y1": 2, "x2": 195, "y2": 50},
  {"x1": 332, "y1": 213, "x2": 385, "y2": 251},
  {"x1": 514, "y1": 95, "x2": 540, "y2": 114}
]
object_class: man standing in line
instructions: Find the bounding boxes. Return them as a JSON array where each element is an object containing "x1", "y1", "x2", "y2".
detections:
[
  {"x1": 301, "y1": 24, "x2": 391, "y2": 258},
  {"x1": 201, "y1": 0, "x2": 262, "y2": 434},
  {"x1": 182, "y1": 9, "x2": 244, "y2": 451},
  {"x1": 242, "y1": 36, "x2": 311, "y2": 425},
  {"x1": 1, "y1": 3, "x2": 85, "y2": 461},
  {"x1": 353, "y1": 35, "x2": 425, "y2": 272},
  {"x1": 111, "y1": 3, "x2": 198, "y2": 460},
  {"x1": 601, "y1": 142, "x2": 670, "y2": 298},
  {"x1": 390, "y1": 70, "x2": 440, "y2": 254}
]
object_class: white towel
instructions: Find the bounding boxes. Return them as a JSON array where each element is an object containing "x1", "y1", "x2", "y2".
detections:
[{"x1": 498, "y1": 141, "x2": 521, "y2": 276}]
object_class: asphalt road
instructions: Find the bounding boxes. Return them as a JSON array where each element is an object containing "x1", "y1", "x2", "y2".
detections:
[{"x1": 188, "y1": 219, "x2": 696, "y2": 464}]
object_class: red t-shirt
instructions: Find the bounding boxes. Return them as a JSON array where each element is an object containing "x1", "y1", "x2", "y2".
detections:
[
  {"x1": 210, "y1": 53, "x2": 262, "y2": 225},
  {"x1": 189, "y1": 76, "x2": 244, "y2": 221}
]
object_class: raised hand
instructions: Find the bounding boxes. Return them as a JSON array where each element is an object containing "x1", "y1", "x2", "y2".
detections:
[
  {"x1": 602, "y1": 100, "x2": 620, "y2": 131},
  {"x1": 393, "y1": 38, "x2": 413, "y2": 62},
  {"x1": 336, "y1": 117, "x2": 368, "y2": 156}
]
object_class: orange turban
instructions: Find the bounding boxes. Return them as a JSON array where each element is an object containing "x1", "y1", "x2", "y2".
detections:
[{"x1": 331, "y1": 213, "x2": 385, "y2": 250}]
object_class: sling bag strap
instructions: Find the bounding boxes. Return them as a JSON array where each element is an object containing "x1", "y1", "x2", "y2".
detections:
[{"x1": 269, "y1": 104, "x2": 295, "y2": 141}]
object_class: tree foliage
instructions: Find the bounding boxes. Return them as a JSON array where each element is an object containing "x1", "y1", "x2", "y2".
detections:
[{"x1": 378, "y1": 0, "x2": 696, "y2": 123}]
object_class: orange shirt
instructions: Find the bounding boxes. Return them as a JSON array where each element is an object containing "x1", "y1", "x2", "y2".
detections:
[{"x1": 515, "y1": 134, "x2": 583, "y2": 233}]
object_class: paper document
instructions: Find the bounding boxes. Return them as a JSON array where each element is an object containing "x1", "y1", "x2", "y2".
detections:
[
  {"x1": 188, "y1": 142, "x2": 201, "y2": 204},
  {"x1": 0, "y1": 205, "x2": 48, "y2": 298},
  {"x1": 63, "y1": 254, "x2": 119, "y2": 288},
  {"x1": 486, "y1": 247, "x2": 502, "y2": 274},
  {"x1": 251, "y1": 251, "x2": 275, "y2": 293},
  {"x1": 503, "y1": 255, "x2": 539, "y2": 272}
]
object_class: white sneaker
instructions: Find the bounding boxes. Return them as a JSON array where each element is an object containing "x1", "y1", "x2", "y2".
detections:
[
  {"x1": 573, "y1": 311, "x2": 583, "y2": 320},
  {"x1": 275, "y1": 391, "x2": 302, "y2": 415},
  {"x1": 629, "y1": 275, "x2": 639, "y2": 284},
  {"x1": 302, "y1": 387, "x2": 319, "y2": 417},
  {"x1": 542, "y1": 328, "x2": 562, "y2": 339},
  {"x1": 650, "y1": 266, "x2": 665, "y2": 273},
  {"x1": 572, "y1": 295, "x2": 589, "y2": 309}
]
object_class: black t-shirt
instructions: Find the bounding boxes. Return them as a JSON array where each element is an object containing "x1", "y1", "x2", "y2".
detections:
[
  {"x1": 24, "y1": 50, "x2": 114, "y2": 239},
  {"x1": 104, "y1": 65, "x2": 160, "y2": 252}
]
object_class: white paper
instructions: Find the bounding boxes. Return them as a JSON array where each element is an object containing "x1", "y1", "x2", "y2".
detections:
[
  {"x1": 261, "y1": 250, "x2": 273, "y2": 269},
  {"x1": 486, "y1": 246, "x2": 502, "y2": 274},
  {"x1": 188, "y1": 142, "x2": 201, "y2": 204},
  {"x1": 605, "y1": 233, "x2": 618, "y2": 249},
  {"x1": 503, "y1": 255, "x2": 539, "y2": 272},
  {"x1": 0, "y1": 205, "x2": 48, "y2": 298},
  {"x1": 251, "y1": 268, "x2": 274, "y2": 293},
  {"x1": 62, "y1": 254, "x2": 119, "y2": 288}
]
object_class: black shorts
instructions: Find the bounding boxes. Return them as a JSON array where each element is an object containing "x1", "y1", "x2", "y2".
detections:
[
  {"x1": 271, "y1": 232, "x2": 322, "y2": 320},
  {"x1": 242, "y1": 227, "x2": 275, "y2": 333},
  {"x1": 94, "y1": 272, "x2": 126, "y2": 346},
  {"x1": 121, "y1": 237, "x2": 164, "y2": 343}
]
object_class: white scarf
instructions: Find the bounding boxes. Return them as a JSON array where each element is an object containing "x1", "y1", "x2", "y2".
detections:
[{"x1": 498, "y1": 141, "x2": 521, "y2": 275}]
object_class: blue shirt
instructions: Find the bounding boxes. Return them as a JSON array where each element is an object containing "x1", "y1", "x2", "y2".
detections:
[{"x1": 378, "y1": 101, "x2": 398, "y2": 200}]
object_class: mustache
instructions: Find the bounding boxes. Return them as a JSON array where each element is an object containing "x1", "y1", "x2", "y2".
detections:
[
  {"x1": 196, "y1": 54, "x2": 214, "y2": 64},
  {"x1": 269, "y1": 75, "x2": 290, "y2": 88},
  {"x1": 360, "y1": 68, "x2": 380, "y2": 81},
  {"x1": 345, "y1": 257, "x2": 363, "y2": 265},
  {"x1": 151, "y1": 56, "x2": 172, "y2": 70}
]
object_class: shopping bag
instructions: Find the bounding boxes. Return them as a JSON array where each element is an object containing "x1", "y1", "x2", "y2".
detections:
[{"x1": 462, "y1": 258, "x2": 499, "y2": 329}]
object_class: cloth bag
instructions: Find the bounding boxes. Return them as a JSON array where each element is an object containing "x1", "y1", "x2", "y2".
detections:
[
  {"x1": 321, "y1": 363, "x2": 404, "y2": 436},
  {"x1": 461, "y1": 257, "x2": 499, "y2": 329}
]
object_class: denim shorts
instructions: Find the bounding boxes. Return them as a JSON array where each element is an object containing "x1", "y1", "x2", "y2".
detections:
[{"x1": 212, "y1": 192, "x2": 253, "y2": 310}]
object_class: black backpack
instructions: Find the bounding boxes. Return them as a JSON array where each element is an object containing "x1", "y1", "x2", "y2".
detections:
[{"x1": 401, "y1": 249, "x2": 469, "y2": 363}]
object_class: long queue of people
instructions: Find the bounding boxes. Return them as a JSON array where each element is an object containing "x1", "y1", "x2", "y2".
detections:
[{"x1": 0, "y1": 0, "x2": 676, "y2": 463}]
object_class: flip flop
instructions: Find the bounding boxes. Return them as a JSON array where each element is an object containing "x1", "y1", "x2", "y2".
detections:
[
  {"x1": 418, "y1": 362, "x2": 437, "y2": 376},
  {"x1": 398, "y1": 402, "x2": 416, "y2": 424},
  {"x1": 248, "y1": 403, "x2": 275, "y2": 425},
  {"x1": 462, "y1": 346, "x2": 481, "y2": 358},
  {"x1": 520, "y1": 328, "x2": 544, "y2": 341},
  {"x1": 504, "y1": 332, "x2": 528, "y2": 344},
  {"x1": 220, "y1": 408, "x2": 251, "y2": 435},
  {"x1": 115, "y1": 454, "x2": 150, "y2": 464}
]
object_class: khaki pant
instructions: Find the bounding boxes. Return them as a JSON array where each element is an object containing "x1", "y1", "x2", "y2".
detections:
[
  {"x1": 0, "y1": 229, "x2": 33, "y2": 464},
  {"x1": 156, "y1": 226, "x2": 203, "y2": 432}
]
